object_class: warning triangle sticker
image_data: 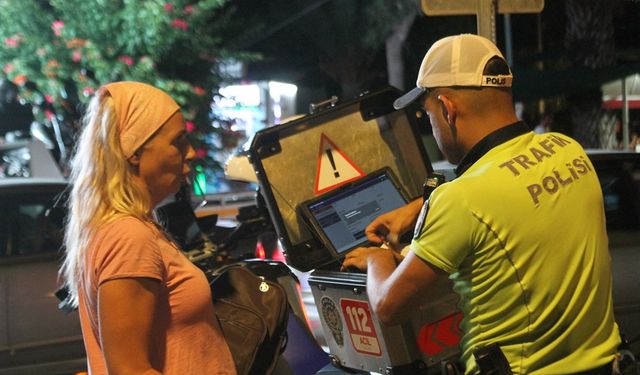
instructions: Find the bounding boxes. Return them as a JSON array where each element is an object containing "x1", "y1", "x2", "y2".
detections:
[{"x1": 314, "y1": 134, "x2": 364, "y2": 195}]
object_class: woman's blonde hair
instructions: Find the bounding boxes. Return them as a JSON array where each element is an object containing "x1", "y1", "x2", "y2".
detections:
[{"x1": 61, "y1": 92, "x2": 152, "y2": 307}]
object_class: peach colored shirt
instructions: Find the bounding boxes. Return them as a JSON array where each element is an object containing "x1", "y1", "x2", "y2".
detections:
[{"x1": 78, "y1": 216, "x2": 236, "y2": 374}]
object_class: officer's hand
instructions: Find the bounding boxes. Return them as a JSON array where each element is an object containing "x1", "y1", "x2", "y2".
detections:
[
  {"x1": 365, "y1": 198, "x2": 424, "y2": 248},
  {"x1": 341, "y1": 247, "x2": 404, "y2": 272},
  {"x1": 340, "y1": 247, "x2": 380, "y2": 272}
]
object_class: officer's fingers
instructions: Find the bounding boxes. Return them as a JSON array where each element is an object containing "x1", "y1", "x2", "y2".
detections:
[
  {"x1": 365, "y1": 217, "x2": 383, "y2": 232},
  {"x1": 342, "y1": 247, "x2": 369, "y2": 269},
  {"x1": 339, "y1": 261, "x2": 349, "y2": 272},
  {"x1": 384, "y1": 231, "x2": 400, "y2": 247},
  {"x1": 365, "y1": 222, "x2": 388, "y2": 243},
  {"x1": 365, "y1": 231, "x2": 385, "y2": 244},
  {"x1": 340, "y1": 257, "x2": 358, "y2": 271}
]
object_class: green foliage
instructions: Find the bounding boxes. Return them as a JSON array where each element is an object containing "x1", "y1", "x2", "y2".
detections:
[{"x1": 0, "y1": 0, "x2": 256, "y2": 171}]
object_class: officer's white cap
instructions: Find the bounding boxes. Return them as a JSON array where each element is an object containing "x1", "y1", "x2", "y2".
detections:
[{"x1": 394, "y1": 34, "x2": 513, "y2": 110}]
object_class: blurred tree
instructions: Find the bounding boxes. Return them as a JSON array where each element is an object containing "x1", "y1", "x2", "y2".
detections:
[
  {"x1": 0, "y1": 0, "x2": 255, "y2": 178},
  {"x1": 248, "y1": 0, "x2": 419, "y2": 99},
  {"x1": 564, "y1": 0, "x2": 618, "y2": 148},
  {"x1": 381, "y1": 1, "x2": 421, "y2": 91}
]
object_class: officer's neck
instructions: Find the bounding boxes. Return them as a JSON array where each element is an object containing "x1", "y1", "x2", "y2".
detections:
[{"x1": 456, "y1": 109, "x2": 519, "y2": 157}]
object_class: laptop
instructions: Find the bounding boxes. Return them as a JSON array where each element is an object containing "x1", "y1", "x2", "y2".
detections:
[{"x1": 298, "y1": 168, "x2": 409, "y2": 259}]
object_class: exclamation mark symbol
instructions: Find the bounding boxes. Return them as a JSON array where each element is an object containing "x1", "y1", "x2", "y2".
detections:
[{"x1": 325, "y1": 149, "x2": 340, "y2": 178}]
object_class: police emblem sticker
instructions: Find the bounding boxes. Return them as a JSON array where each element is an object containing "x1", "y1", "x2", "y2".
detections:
[{"x1": 320, "y1": 296, "x2": 344, "y2": 346}]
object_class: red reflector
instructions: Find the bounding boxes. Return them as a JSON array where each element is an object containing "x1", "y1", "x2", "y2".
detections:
[
  {"x1": 256, "y1": 241, "x2": 266, "y2": 259},
  {"x1": 416, "y1": 312, "x2": 463, "y2": 356}
]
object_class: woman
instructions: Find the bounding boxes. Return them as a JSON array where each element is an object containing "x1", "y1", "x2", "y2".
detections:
[{"x1": 61, "y1": 81, "x2": 236, "y2": 374}]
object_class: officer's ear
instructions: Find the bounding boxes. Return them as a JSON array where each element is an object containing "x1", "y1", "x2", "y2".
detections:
[{"x1": 437, "y1": 95, "x2": 456, "y2": 126}]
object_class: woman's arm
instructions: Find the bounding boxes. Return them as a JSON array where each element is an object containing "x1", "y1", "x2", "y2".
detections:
[{"x1": 98, "y1": 277, "x2": 163, "y2": 375}]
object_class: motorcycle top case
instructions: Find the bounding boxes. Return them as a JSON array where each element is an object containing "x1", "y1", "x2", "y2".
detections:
[
  {"x1": 308, "y1": 270, "x2": 461, "y2": 373},
  {"x1": 248, "y1": 86, "x2": 433, "y2": 271}
]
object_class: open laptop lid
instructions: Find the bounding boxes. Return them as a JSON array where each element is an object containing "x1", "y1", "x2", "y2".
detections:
[
  {"x1": 299, "y1": 168, "x2": 408, "y2": 259},
  {"x1": 249, "y1": 87, "x2": 432, "y2": 271}
]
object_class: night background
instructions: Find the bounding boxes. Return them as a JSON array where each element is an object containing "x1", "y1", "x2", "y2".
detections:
[{"x1": 1, "y1": 0, "x2": 640, "y2": 191}]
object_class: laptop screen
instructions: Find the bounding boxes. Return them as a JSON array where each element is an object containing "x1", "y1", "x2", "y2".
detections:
[{"x1": 304, "y1": 171, "x2": 407, "y2": 254}]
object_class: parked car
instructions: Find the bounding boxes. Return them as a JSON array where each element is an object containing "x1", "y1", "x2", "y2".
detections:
[{"x1": 0, "y1": 140, "x2": 85, "y2": 375}]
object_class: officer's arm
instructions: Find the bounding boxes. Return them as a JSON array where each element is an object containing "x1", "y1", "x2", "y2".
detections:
[
  {"x1": 366, "y1": 250, "x2": 447, "y2": 325},
  {"x1": 365, "y1": 198, "x2": 424, "y2": 246}
]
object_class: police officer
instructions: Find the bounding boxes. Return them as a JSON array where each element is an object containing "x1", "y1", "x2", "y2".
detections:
[{"x1": 342, "y1": 34, "x2": 620, "y2": 374}]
